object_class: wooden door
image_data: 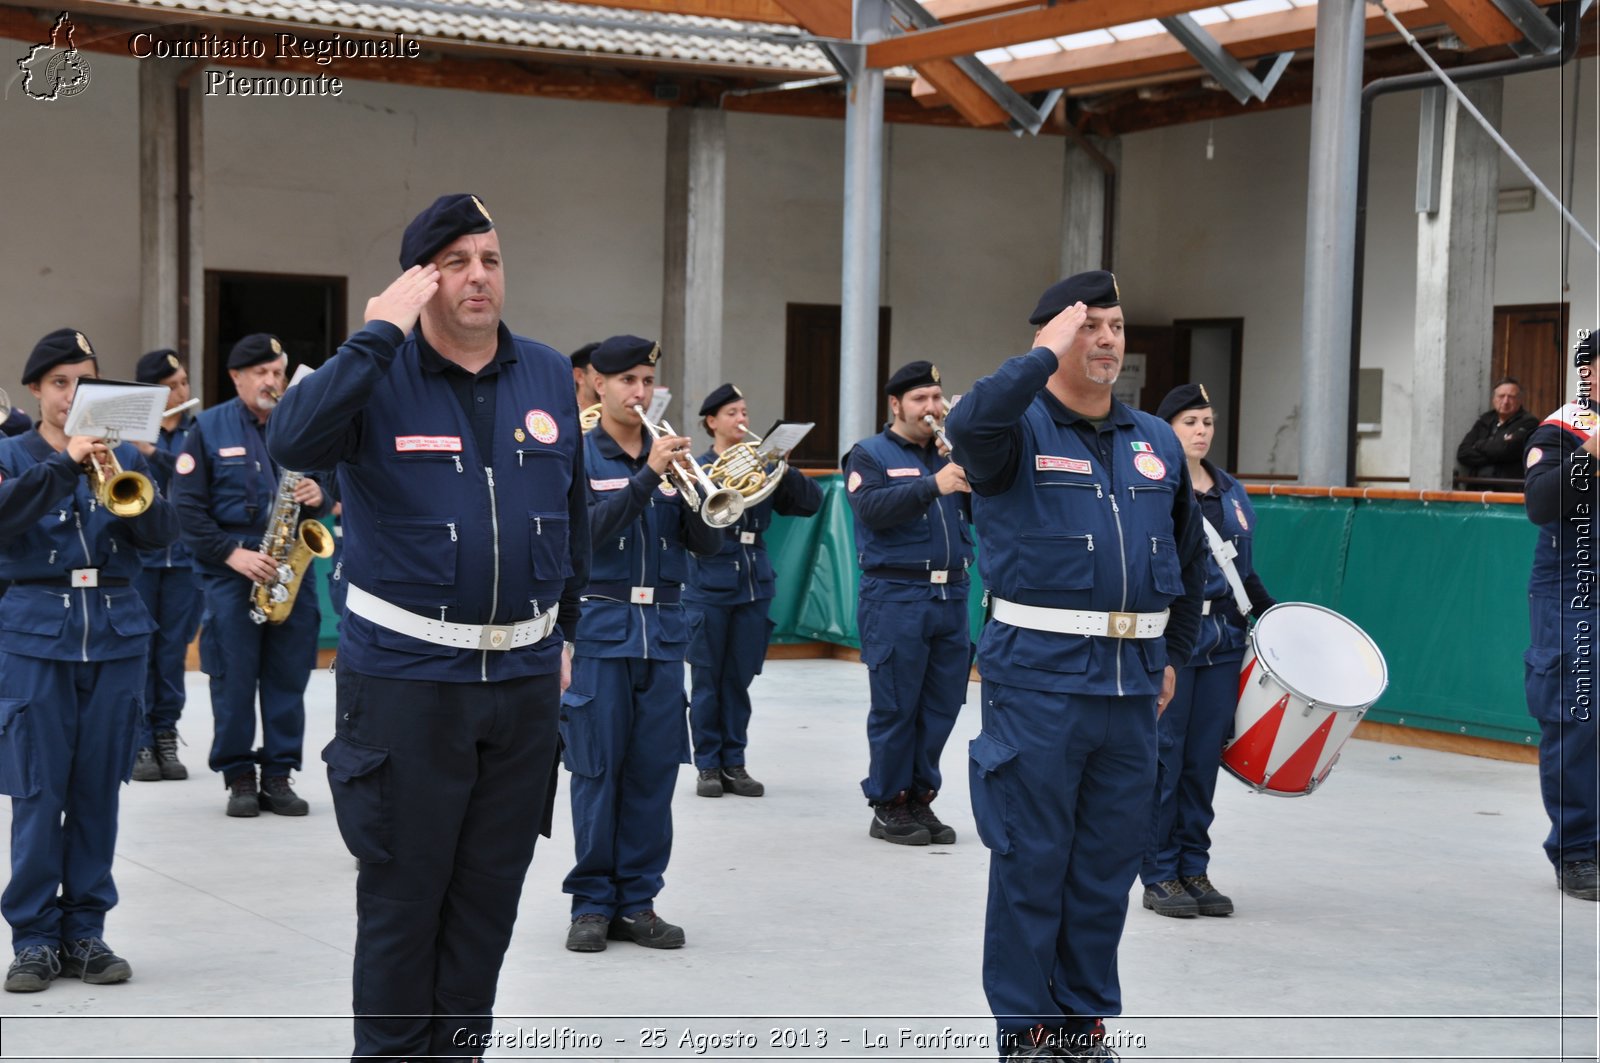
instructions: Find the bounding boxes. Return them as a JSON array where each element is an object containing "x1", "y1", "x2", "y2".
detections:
[
  {"x1": 783, "y1": 304, "x2": 891, "y2": 468},
  {"x1": 1494, "y1": 303, "x2": 1568, "y2": 420},
  {"x1": 1124, "y1": 325, "x2": 1182, "y2": 417}
]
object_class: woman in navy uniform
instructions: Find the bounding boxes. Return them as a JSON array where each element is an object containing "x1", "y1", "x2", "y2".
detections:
[
  {"x1": 1523, "y1": 331, "x2": 1600, "y2": 902},
  {"x1": 0, "y1": 330, "x2": 177, "y2": 993},
  {"x1": 129, "y1": 349, "x2": 201, "y2": 783},
  {"x1": 842, "y1": 361, "x2": 973, "y2": 847},
  {"x1": 1138, "y1": 383, "x2": 1275, "y2": 919},
  {"x1": 946, "y1": 273, "x2": 1205, "y2": 1060},
  {"x1": 685, "y1": 383, "x2": 822, "y2": 798},
  {"x1": 269, "y1": 194, "x2": 588, "y2": 1059},
  {"x1": 563, "y1": 336, "x2": 722, "y2": 953},
  {"x1": 173, "y1": 334, "x2": 331, "y2": 819}
]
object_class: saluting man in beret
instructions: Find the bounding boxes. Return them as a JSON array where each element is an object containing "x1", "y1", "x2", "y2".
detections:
[
  {"x1": 128, "y1": 349, "x2": 201, "y2": 784},
  {"x1": 0, "y1": 330, "x2": 178, "y2": 993},
  {"x1": 946, "y1": 271, "x2": 1206, "y2": 1059},
  {"x1": 268, "y1": 194, "x2": 589, "y2": 1059},
  {"x1": 173, "y1": 334, "x2": 332, "y2": 821},
  {"x1": 842, "y1": 360, "x2": 974, "y2": 848}
]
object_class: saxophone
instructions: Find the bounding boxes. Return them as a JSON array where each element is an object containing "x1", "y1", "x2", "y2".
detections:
[{"x1": 249, "y1": 469, "x2": 335, "y2": 625}]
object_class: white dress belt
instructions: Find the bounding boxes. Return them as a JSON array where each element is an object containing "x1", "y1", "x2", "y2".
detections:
[
  {"x1": 345, "y1": 584, "x2": 557, "y2": 652},
  {"x1": 991, "y1": 598, "x2": 1170, "y2": 640}
]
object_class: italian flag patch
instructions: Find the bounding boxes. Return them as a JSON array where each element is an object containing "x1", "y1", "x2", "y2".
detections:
[{"x1": 1130, "y1": 441, "x2": 1153, "y2": 453}]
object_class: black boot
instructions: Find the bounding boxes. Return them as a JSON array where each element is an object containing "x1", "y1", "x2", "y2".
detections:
[
  {"x1": 1181, "y1": 873, "x2": 1234, "y2": 916},
  {"x1": 910, "y1": 790, "x2": 956, "y2": 844},
  {"x1": 60, "y1": 938, "x2": 131, "y2": 985},
  {"x1": 154, "y1": 730, "x2": 188, "y2": 780},
  {"x1": 695, "y1": 769, "x2": 723, "y2": 798},
  {"x1": 226, "y1": 771, "x2": 259, "y2": 818},
  {"x1": 259, "y1": 775, "x2": 309, "y2": 816},
  {"x1": 1558, "y1": 858, "x2": 1600, "y2": 900},
  {"x1": 131, "y1": 747, "x2": 161, "y2": 782},
  {"x1": 869, "y1": 793, "x2": 930, "y2": 846},
  {"x1": 4, "y1": 945, "x2": 60, "y2": 993},
  {"x1": 719, "y1": 766, "x2": 765, "y2": 797}
]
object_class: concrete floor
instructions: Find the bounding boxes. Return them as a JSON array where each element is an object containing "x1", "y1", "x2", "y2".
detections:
[{"x1": 0, "y1": 658, "x2": 1595, "y2": 1062}]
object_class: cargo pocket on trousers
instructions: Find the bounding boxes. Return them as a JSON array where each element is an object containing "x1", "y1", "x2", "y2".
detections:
[
  {"x1": 559, "y1": 691, "x2": 604, "y2": 778},
  {"x1": 323, "y1": 736, "x2": 392, "y2": 864},
  {"x1": 968, "y1": 731, "x2": 1019, "y2": 856},
  {"x1": 0, "y1": 700, "x2": 37, "y2": 798}
]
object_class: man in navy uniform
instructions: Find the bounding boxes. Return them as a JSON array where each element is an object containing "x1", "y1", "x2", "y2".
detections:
[
  {"x1": 1522, "y1": 330, "x2": 1600, "y2": 902},
  {"x1": 0, "y1": 330, "x2": 177, "y2": 992},
  {"x1": 843, "y1": 361, "x2": 973, "y2": 847},
  {"x1": 269, "y1": 193, "x2": 588, "y2": 1060},
  {"x1": 129, "y1": 349, "x2": 201, "y2": 783},
  {"x1": 685, "y1": 383, "x2": 822, "y2": 797},
  {"x1": 946, "y1": 271, "x2": 1204, "y2": 1060},
  {"x1": 173, "y1": 334, "x2": 330, "y2": 819},
  {"x1": 563, "y1": 335, "x2": 721, "y2": 953},
  {"x1": 571, "y1": 341, "x2": 600, "y2": 410}
]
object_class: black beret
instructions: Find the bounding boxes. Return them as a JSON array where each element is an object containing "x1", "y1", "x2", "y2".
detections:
[
  {"x1": 1028, "y1": 270, "x2": 1121, "y2": 326},
  {"x1": 570, "y1": 342, "x2": 600, "y2": 370},
  {"x1": 0, "y1": 408, "x2": 33, "y2": 438},
  {"x1": 400, "y1": 193, "x2": 495, "y2": 269},
  {"x1": 698, "y1": 383, "x2": 744, "y2": 417},
  {"x1": 885, "y1": 360, "x2": 941, "y2": 399},
  {"x1": 22, "y1": 328, "x2": 96, "y2": 386},
  {"x1": 1155, "y1": 383, "x2": 1213, "y2": 423},
  {"x1": 590, "y1": 335, "x2": 661, "y2": 375},
  {"x1": 1578, "y1": 331, "x2": 1598, "y2": 368},
  {"x1": 135, "y1": 348, "x2": 185, "y2": 385},
  {"x1": 228, "y1": 333, "x2": 286, "y2": 370}
]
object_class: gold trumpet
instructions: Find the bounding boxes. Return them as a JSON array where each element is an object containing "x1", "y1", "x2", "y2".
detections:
[
  {"x1": 632, "y1": 404, "x2": 746, "y2": 528},
  {"x1": 85, "y1": 448, "x2": 155, "y2": 518}
]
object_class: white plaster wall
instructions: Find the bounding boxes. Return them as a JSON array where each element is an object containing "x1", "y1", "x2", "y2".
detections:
[
  {"x1": 201, "y1": 79, "x2": 668, "y2": 353},
  {"x1": 0, "y1": 43, "x2": 143, "y2": 387}
]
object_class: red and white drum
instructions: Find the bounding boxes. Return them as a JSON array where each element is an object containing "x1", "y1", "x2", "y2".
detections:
[{"x1": 1222, "y1": 602, "x2": 1388, "y2": 797}]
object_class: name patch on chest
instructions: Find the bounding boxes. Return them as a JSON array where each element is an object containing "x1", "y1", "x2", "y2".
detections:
[
  {"x1": 886, "y1": 467, "x2": 922, "y2": 478},
  {"x1": 590, "y1": 477, "x2": 628, "y2": 491},
  {"x1": 394, "y1": 435, "x2": 462, "y2": 453},
  {"x1": 217, "y1": 446, "x2": 247, "y2": 458},
  {"x1": 1036, "y1": 455, "x2": 1091, "y2": 474}
]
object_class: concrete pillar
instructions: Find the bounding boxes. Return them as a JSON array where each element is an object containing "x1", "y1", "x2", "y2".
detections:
[
  {"x1": 1059, "y1": 136, "x2": 1119, "y2": 276},
  {"x1": 138, "y1": 61, "x2": 180, "y2": 355},
  {"x1": 1411, "y1": 79, "x2": 1502, "y2": 490},
  {"x1": 840, "y1": 0, "x2": 891, "y2": 457},
  {"x1": 181, "y1": 74, "x2": 205, "y2": 402},
  {"x1": 1299, "y1": 0, "x2": 1366, "y2": 487},
  {"x1": 661, "y1": 107, "x2": 727, "y2": 425}
]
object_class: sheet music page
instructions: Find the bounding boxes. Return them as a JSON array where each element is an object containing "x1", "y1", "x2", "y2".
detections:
[
  {"x1": 760, "y1": 421, "x2": 814, "y2": 457},
  {"x1": 64, "y1": 379, "x2": 170, "y2": 444}
]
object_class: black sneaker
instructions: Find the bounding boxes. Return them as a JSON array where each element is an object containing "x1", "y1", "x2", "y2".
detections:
[
  {"x1": 565, "y1": 914, "x2": 610, "y2": 953},
  {"x1": 869, "y1": 796, "x2": 931, "y2": 846},
  {"x1": 1557, "y1": 859, "x2": 1600, "y2": 901},
  {"x1": 4, "y1": 945, "x2": 60, "y2": 993},
  {"x1": 60, "y1": 938, "x2": 131, "y2": 985},
  {"x1": 910, "y1": 792, "x2": 956, "y2": 844},
  {"x1": 1181, "y1": 873, "x2": 1234, "y2": 916},
  {"x1": 131, "y1": 747, "x2": 161, "y2": 782},
  {"x1": 154, "y1": 730, "x2": 188, "y2": 780},
  {"x1": 609, "y1": 909, "x2": 685, "y2": 949},
  {"x1": 695, "y1": 769, "x2": 723, "y2": 798},
  {"x1": 720, "y1": 766, "x2": 765, "y2": 797},
  {"x1": 259, "y1": 775, "x2": 309, "y2": 816},
  {"x1": 226, "y1": 772, "x2": 260, "y2": 818},
  {"x1": 1142, "y1": 879, "x2": 1198, "y2": 918}
]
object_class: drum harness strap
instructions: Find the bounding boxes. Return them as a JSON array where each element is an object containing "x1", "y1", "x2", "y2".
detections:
[{"x1": 1200, "y1": 517, "x2": 1253, "y2": 618}]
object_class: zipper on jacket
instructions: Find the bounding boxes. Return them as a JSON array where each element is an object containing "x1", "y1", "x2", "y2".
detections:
[{"x1": 483, "y1": 466, "x2": 502, "y2": 682}]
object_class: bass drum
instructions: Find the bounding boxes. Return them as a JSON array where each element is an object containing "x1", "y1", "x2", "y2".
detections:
[{"x1": 1222, "y1": 602, "x2": 1388, "y2": 797}]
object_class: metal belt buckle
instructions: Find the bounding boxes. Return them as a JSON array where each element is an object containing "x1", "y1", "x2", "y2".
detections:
[
  {"x1": 70, "y1": 568, "x2": 99, "y2": 588},
  {"x1": 478, "y1": 624, "x2": 515, "y2": 651},
  {"x1": 631, "y1": 586, "x2": 656, "y2": 605},
  {"x1": 930, "y1": 569, "x2": 949, "y2": 585},
  {"x1": 739, "y1": 532, "x2": 756, "y2": 545},
  {"x1": 1106, "y1": 611, "x2": 1137, "y2": 638}
]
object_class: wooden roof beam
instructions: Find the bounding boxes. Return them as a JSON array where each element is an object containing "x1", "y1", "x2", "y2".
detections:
[
  {"x1": 769, "y1": 0, "x2": 852, "y2": 39},
  {"x1": 1422, "y1": 0, "x2": 1525, "y2": 49},
  {"x1": 866, "y1": 0, "x2": 1212, "y2": 69},
  {"x1": 909, "y1": 0, "x2": 1438, "y2": 103}
]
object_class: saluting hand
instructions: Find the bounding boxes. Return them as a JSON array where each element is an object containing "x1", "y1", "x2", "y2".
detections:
[
  {"x1": 1156, "y1": 665, "x2": 1176, "y2": 716},
  {"x1": 646, "y1": 433, "x2": 695, "y2": 478},
  {"x1": 934, "y1": 462, "x2": 969, "y2": 495},
  {"x1": 1036, "y1": 301, "x2": 1089, "y2": 362},
  {"x1": 292, "y1": 477, "x2": 324, "y2": 509},
  {"x1": 365, "y1": 264, "x2": 440, "y2": 334},
  {"x1": 226, "y1": 547, "x2": 281, "y2": 584}
]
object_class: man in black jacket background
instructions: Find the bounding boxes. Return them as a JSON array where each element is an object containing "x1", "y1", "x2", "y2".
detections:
[{"x1": 1457, "y1": 377, "x2": 1538, "y2": 483}]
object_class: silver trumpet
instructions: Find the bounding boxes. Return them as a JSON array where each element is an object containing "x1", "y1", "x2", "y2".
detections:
[
  {"x1": 923, "y1": 413, "x2": 952, "y2": 453},
  {"x1": 632, "y1": 404, "x2": 746, "y2": 528}
]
